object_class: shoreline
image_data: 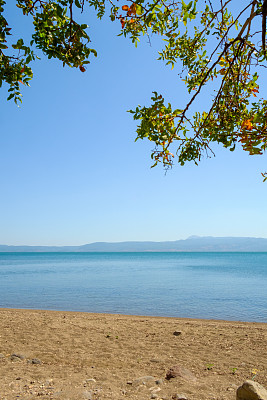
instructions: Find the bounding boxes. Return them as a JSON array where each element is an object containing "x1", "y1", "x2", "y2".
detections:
[
  {"x1": 1, "y1": 307, "x2": 267, "y2": 325},
  {"x1": 0, "y1": 308, "x2": 266, "y2": 400}
]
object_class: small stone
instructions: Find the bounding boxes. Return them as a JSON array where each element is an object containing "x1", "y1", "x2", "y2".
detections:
[
  {"x1": 85, "y1": 378, "x2": 96, "y2": 383},
  {"x1": 155, "y1": 379, "x2": 163, "y2": 385},
  {"x1": 172, "y1": 394, "x2": 188, "y2": 400},
  {"x1": 236, "y1": 380, "x2": 267, "y2": 400},
  {"x1": 227, "y1": 384, "x2": 238, "y2": 392},
  {"x1": 172, "y1": 394, "x2": 187, "y2": 400},
  {"x1": 172, "y1": 393, "x2": 187, "y2": 400},
  {"x1": 166, "y1": 365, "x2": 197, "y2": 382},
  {"x1": 0, "y1": 353, "x2": 5, "y2": 358},
  {"x1": 173, "y1": 331, "x2": 182, "y2": 336},
  {"x1": 27, "y1": 358, "x2": 42, "y2": 364},
  {"x1": 133, "y1": 376, "x2": 155, "y2": 386},
  {"x1": 10, "y1": 354, "x2": 25, "y2": 361},
  {"x1": 127, "y1": 381, "x2": 133, "y2": 385},
  {"x1": 32, "y1": 358, "x2": 42, "y2": 364},
  {"x1": 150, "y1": 387, "x2": 161, "y2": 393},
  {"x1": 151, "y1": 394, "x2": 158, "y2": 399}
]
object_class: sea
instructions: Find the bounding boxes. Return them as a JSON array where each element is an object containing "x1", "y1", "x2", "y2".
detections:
[{"x1": 0, "y1": 252, "x2": 266, "y2": 322}]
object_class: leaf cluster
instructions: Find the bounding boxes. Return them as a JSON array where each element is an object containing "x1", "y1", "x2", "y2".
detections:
[
  {"x1": 1, "y1": 0, "x2": 267, "y2": 178},
  {"x1": 128, "y1": 0, "x2": 267, "y2": 177}
]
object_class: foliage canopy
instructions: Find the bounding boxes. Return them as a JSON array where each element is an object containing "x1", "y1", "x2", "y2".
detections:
[{"x1": 1, "y1": 0, "x2": 267, "y2": 178}]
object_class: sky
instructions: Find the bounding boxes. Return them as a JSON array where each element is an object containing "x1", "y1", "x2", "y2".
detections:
[{"x1": 1, "y1": 2, "x2": 267, "y2": 245}]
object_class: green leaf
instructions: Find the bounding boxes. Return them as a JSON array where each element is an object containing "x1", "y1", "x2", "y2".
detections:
[
  {"x1": 7, "y1": 93, "x2": 15, "y2": 101},
  {"x1": 136, "y1": 5, "x2": 142, "y2": 15}
]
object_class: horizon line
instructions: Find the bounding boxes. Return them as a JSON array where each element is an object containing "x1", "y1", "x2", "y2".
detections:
[{"x1": 1, "y1": 235, "x2": 267, "y2": 247}]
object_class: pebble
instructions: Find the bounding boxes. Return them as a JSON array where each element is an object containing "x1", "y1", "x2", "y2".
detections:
[
  {"x1": 151, "y1": 394, "x2": 158, "y2": 399},
  {"x1": 85, "y1": 378, "x2": 96, "y2": 383},
  {"x1": 10, "y1": 354, "x2": 25, "y2": 361},
  {"x1": 133, "y1": 376, "x2": 155, "y2": 386},
  {"x1": 149, "y1": 387, "x2": 161, "y2": 393},
  {"x1": 27, "y1": 358, "x2": 42, "y2": 364},
  {"x1": 172, "y1": 394, "x2": 188, "y2": 400},
  {"x1": 173, "y1": 331, "x2": 182, "y2": 336},
  {"x1": 166, "y1": 365, "x2": 197, "y2": 382},
  {"x1": 226, "y1": 386, "x2": 235, "y2": 391}
]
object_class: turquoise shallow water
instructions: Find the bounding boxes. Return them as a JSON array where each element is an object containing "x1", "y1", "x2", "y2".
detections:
[{"x1": 0, "y1": 252, "x2": 266, "y2": 322}]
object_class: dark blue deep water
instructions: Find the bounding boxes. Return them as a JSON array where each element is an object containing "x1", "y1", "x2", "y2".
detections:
[{"x1": 0, "y1": 252, "x2": 266, "y2": 322}]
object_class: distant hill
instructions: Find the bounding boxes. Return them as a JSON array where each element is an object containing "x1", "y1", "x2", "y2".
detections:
[{"x1": 1, "y1": 236, "x2": 267, "y2": 252}]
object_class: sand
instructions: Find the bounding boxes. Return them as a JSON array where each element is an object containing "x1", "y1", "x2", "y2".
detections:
[{"x1": 0, "y1": 308, "x2": 266, "y2": 400}]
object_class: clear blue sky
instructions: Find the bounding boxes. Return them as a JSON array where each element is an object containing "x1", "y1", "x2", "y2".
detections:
[{"x1": 1, "y1": 2, "x2": 267, "y2": 245}]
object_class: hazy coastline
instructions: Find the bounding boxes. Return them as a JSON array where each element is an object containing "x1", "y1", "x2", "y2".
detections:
[{"x1": 1, "y1": 236, "x2": 267, "y2": 252}]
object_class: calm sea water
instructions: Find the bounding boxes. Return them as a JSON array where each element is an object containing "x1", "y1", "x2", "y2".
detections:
[{"x1": 0, "y1": 252, "x2": 266, "y2": 322}]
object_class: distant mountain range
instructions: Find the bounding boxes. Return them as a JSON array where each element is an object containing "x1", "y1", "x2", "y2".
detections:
[{"x1": 1, "y1": 236, "x2": 267, "y2": 252}]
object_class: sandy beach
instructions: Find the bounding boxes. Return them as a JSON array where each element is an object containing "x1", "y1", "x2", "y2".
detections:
[{"x1": 0, "y1": 308, "x2": 266, "y2": 400}]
